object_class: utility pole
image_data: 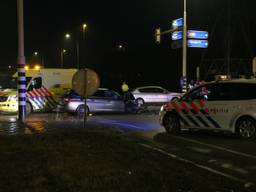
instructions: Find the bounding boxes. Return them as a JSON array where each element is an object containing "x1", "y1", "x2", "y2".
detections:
[
  {"x1": 182, "y1": 0, "x2": 188, "y2": 93},
  {"x1": 17, "y1": 0, "x2": 26, "y2": 122},
  {"x1": 226, "y1": 0, "x2": 231, "y2": 78},
  {"x1": 76, "y1": 39, "x2": 80, "y2": 69}
]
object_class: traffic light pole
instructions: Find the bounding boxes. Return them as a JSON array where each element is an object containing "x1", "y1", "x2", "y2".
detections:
[{"x1": 182, "y1": 0, "x2": 188, "y2": 93}]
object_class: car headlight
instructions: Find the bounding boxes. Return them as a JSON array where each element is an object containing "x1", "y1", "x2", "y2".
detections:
[{"x1": 7, "y1": 95, "x2": 18, "y2": 102}]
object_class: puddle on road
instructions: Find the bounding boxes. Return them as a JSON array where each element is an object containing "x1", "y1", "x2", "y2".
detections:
[
  {"x1": 0, "y1": 121, "x2": 47, "y2": 135},
  {"x1": 0, "y1": 113, "x2": 87, "y2": 135}
]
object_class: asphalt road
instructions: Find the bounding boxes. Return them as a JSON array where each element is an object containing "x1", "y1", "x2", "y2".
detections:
[{"x1": 0, "y1": 111, "x2": 256, "y2": 189}]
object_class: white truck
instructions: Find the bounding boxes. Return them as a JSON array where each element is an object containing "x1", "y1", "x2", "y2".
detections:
[{"x1": 0, "y1": 68, "x2": 77, "y2": 114}]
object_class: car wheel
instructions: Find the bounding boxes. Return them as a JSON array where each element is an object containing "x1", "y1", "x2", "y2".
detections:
[
  {"x1": 236, "y1": 117, "x2": 256, "y2": 140},
  {"x1": 26, "y1": 102, "x2": 32, "y2": 115},
  {"x1": 135, "y1": 98, "x2": 144, "y2": 107},
  {"x1": 76, "y1": 104, "x2": 89, "y2": 116},
  {"x1": 163, "y1": 113, "x2": 180, "y2": 133}
]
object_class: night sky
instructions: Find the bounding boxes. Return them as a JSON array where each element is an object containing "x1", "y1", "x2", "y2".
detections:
[{"x1": 1, "y1": 0, "x2": 256, "y2": 91}]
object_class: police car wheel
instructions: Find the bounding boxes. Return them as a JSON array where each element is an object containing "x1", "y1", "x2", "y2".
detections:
[
  {"x1": 163, "y1": 113, "x2": 180, "y2": 133},
  {"x1": 26, "y1": 102, "x2": 32, "y2": 115},
  {"x1": 236, "y1": 117, "x2": 256, "y2": 140},
  {"x1": 76, "y1": 105, "x2": 89, "y2": 116}
]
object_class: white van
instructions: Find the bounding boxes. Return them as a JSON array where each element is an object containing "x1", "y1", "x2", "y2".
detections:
[{"x1": 0, "y1": 68, "x2": 77, "y2": 114}]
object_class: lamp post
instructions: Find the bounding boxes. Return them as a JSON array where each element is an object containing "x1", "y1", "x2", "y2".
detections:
[
  {"x1": 64, "y1": 23, "x2": 88, "y2": 69},
  {"x1": 33, "y1": 51, "x2": 44, "y2": 67},
  {"x1": 17, "y1": 0, "x2": 26, "y2": 122},
  {"x1": 60, "y1": 49, "x2": 67, "y2": 68},
  {"x1": 82, "y1": 23, "x2": 87, "y2": 40},
  {"x1": 66, "y1": 33, "x2": 80, "y2": 69},
  {"x1": 182, "y1": 0, "x2": 188, "y2": 93}
]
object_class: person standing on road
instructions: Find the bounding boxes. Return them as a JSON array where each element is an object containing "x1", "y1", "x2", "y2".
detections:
[{"x1": 121, "y1": 82, "x2": 129, "y2": 93}]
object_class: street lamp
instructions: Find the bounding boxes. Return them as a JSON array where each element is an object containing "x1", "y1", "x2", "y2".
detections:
[
  {"x1": 82, "y1": 23, "x2": 87, "y2": 40},
  {"x1": 64, "y1": 33, "x2": 80, "y2": 68},
  {"x1": 60, "y1": 49, "x2": 67, "y2": 68},
  {"x1": 33, "y1": 51, "x2": 44, "y2": 66},
  {"x1": 65, "y1": 33, "x2": 71, "y2": 39},
  {"x1": 63, "y1": 24, "x2": 88, "y2": 69}
]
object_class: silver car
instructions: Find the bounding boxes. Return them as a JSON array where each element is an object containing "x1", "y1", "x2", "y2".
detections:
[
  {"x1": 63, "y1": 88, "x2": 125, "y2": 115},
  {"x1": 132, "y1": 86, "x2": 181, "y2": 106}
]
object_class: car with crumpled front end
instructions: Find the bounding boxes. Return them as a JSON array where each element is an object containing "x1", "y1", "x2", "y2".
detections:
[{"x1": 63, "y1": 88, "x2": 126, "y2": 115}]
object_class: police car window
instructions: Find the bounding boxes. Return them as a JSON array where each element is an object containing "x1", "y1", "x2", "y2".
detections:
[
  {"x1": 205, "y1": 84, "x2": 226, "y2": 101},
  {"x1": 183, "y1": 85, "x2": 208, "y2": 101},
  {"x1": 232, "y1": 83, "x2": 256, "y2": 100},
  {"x1": 28, "y1": 77, "x2": 42, "y2": 91}
]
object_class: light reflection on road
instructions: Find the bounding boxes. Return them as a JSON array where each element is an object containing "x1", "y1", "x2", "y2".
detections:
[{"x1": 0, "y1": 112, "x2": 162, "y2": 135}]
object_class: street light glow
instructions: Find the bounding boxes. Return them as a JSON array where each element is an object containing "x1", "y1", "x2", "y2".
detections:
[
  {"x1": 34, "y1": 51, "x2": 38, "y2": 56},
  {"x1": 65, "y1": 33, "x2": 71, "y2": 39},
  {"x1": 62, "y1": 49, "x2": 67, "y2": 53},
  {"x1": 82, "y1": 23, "x2": 87, "y2": 29}
]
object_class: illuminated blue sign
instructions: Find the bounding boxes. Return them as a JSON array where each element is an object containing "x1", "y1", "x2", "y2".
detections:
[
  {"x1": 172, "y1": 31, "x2": 183, "y2": 40},
  {"x1": 172, "y1": 18, "x2": 183, "y2": 29},
  {"x1": 187, "y1": 40, "x2": 208, "y2": 48},
  {"x1": 187, "y1": 30, "x2": 209, "y2": 39}
]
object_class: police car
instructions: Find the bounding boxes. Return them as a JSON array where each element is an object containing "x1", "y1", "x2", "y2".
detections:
[{"x1": 159, "y1": 79, "x2": 256, "y2": 139}]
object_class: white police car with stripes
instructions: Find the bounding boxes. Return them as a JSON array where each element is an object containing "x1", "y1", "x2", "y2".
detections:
[{"x1": 159, "y1": 79, "x2": 256, "y2": 139}]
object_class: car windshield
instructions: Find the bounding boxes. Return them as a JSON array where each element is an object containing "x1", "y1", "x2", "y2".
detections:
[
  {"x1": 0, "y1": 77, "x2": 32, "y2": 90},
  {"x1": 11, "y1": 77, "x2": 32, "y2": 89}
]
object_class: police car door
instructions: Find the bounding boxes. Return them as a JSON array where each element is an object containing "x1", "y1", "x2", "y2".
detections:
[
  {"x1": 180, "y1": 84, "x2": 222, "y2": 130},
  {"x1": 202, "y1": 83, "x2": 232, "y2": 130}
]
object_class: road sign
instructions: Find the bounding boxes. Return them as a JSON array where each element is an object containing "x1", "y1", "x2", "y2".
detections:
[
  {"x1": 172, "y1": 31, "x2": 183, "y2": 40},
  {"x1": 72, "y1": 68, "x2": 100, "y2": 97},
  {"x1": 187, "y1": 30, "x2": 208, "y2": 39},
  {"x1": 172, "y1": 18, "x2": 183, "y2": 29},
  {"x1": 187, "y1": 40, "x2": 208, "y2": 48},
  {"x1": 171, "y1": 40, "x2": 183, "y2": 49}
]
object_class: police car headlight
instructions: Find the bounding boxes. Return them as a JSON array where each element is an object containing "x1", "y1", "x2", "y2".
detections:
[{"x1": 8, "y1": 95, "x2": 18, "y2": 102}]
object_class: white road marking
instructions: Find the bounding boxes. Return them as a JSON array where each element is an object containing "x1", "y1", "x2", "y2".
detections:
[
  {"x1": 139, "y1": 143, "x2": 255, "y2": 188},
  {"x1": 248, "y1": 166, "x2": 256, "y2": 171},
  {"x1": 187, "y1": 146, "x2": 212, "y2": 154},
  {"x1": 171, "y1": 135, "x2": 256, "y2": 160}
]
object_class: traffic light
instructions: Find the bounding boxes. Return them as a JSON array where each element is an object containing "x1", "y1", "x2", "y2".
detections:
[{"x1": 155, "y1": 28, "x2": 161, "y2": 43}]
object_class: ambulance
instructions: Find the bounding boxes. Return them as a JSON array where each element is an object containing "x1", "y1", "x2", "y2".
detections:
[
  {"x1": 0, "y1": 68, "x2": 77, "y2": 114},
  {"x1": 159, "y1": 79, "x2": 256, "y2": 139}
]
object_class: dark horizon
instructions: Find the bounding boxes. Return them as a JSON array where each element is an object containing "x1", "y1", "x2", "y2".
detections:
[{"x1": 1, "y1": 0, "x2": 256, "y2": 92}]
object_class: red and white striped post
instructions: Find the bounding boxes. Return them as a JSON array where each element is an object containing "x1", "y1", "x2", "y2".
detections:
[{"x1": 17, "y1": 0, "x2": 26, "y2": 122}]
